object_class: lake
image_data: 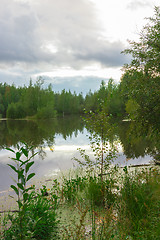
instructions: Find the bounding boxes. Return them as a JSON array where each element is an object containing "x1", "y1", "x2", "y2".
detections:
[{"x1": 0, "y1": 116, "x2": 154, "y2": 193}]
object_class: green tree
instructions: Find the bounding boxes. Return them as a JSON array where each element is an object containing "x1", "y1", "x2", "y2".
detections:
[
  {"x1": 84, "y1": 90, "x2": 98, "y2": 112},
  {"x1": 121, "y1": 7, "x2": 160, "y2": 128},
  {"x1": 7, "y1": 102, "x2": 26, "y2": 119},
  {"x1": 96, "y1": 79, "x2": 125, "y2": 117},
  {"x1": 123, "y1": 6, "x2": 160, "y2": 76}
]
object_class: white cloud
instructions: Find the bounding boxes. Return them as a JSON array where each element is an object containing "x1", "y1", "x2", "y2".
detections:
[{"x1": 127, "y1": 0, "x2": 152, "y2": 10}]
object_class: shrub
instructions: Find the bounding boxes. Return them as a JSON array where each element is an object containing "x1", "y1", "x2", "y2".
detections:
[
  {"x1": 36, "y1": 106, "x2": 57, "y2": 119},
  {"x1": 7, "y1": 102, "x2": 26, "y2": 119},
  {"x1": 3, "y1": 191, "x2": 59, "y2": 240}
]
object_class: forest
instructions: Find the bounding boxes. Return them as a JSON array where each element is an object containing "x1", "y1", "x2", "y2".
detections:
[{"x1": 0, "y1": 78, "x2": 125, "y2": 119}]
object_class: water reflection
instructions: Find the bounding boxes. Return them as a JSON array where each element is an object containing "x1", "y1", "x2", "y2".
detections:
[
  {"x1": 0, "y1": 116, "x2": 160, "y2": 192},
  {"x1": 0, "y1": 117, "x2": 160, "y2": 161},
  {"x1": 0, "y1": 117, "x2": 159, "y2": 161},
  {"x1": 0, "y1": 116, "x2": 84, "y2": 149},
  {"x1": 117, "y1": 120, "x2": 160, "y2": 163}
]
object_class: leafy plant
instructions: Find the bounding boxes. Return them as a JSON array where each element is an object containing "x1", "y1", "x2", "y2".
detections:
[
  {"x1": 4, "y1": 143, "x2": 37, "y2": 239},
  {"x1": 3, "y1": 143, "x2": 59, "y2": 240},
  {"x1": 75, "y1": 110, "x2": 116, "y2": 175},
  {"x1": 3, "y1": 189, "x2": 59, "y2": 240},
  {"x1": 74, "y1": 108, "x2": 117, "y2": 207},
  {"x1": 25, "y1": 189, "x2": 58, "y2": 240}
]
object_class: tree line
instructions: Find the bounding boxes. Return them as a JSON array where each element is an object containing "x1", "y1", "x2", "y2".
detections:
[{"x1": 0, "y1": 77, "x2": 125, "y2": 119}]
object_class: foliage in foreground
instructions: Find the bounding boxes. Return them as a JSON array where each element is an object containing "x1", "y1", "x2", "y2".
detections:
[
  {"x1": 117, "y1": 167, "x2": 160, "y2": 239},
  {"x1": 57, "y1": 166, "x2": 160, "y2": 240},
  {"x1": 1, "y1": 139, "x2": 160, "y2": 239},
  {"x1": 1, "y1": 143, "x2": 58, "y2": 240},
  {"x1": 3, "y1": 190, "x2": 58, "y2": 240},
  {"x1": 1, "y1": 163, "x2": 160, "y2": 239}
]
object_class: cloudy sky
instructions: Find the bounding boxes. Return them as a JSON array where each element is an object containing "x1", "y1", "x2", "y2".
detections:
[{"x1": 0, "y1": 0, "x2": 159, "y2": 93}]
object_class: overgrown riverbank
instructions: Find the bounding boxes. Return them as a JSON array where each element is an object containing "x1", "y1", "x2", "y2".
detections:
[{"x1": 1, "y1": 158, "x2": 160, "y2": 240}]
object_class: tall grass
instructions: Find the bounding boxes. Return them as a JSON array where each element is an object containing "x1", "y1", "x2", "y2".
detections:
[
  {"x1": 55, "y1": 166, "x2": 160, "y2": 239},
  {"x1": 117, "y1": 167, "x2": 160, "y2": 239}
]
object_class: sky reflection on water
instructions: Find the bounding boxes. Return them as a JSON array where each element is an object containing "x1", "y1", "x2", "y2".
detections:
[{"x1": 0, "y1": 127, "x2": 152, "y2": 193}]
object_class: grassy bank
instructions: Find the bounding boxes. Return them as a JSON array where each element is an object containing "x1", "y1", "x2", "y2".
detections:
[{"x1": 1, "y1": 164, "x2": 160, "y2": 239}]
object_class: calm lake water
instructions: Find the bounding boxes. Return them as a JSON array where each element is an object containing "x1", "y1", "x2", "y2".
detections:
[{"x1": 0, "y1": 116, "x2": 153, "y2": 192}]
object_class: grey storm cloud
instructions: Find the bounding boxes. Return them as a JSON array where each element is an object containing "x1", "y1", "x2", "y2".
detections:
[
  {"x1": 0, "y1": 0, "x2": 128, "y2": 70},
  {"x1": 74, "y1": 41, "x2": 128, "y2": 67}
]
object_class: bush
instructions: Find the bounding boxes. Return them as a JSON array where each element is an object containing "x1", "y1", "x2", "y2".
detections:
[
  {"x1": 61, "y1": 175, "x2": 87, "y2": 204},
  {"x1": 3, "y1": 191, "x2": 58, "y2": 240},
  {"x1": 7, "y1": 102, "x2": 26, "y2": 119},
  {"x1": 36, "y1": 106, "x2": 57, "y2": 119}
]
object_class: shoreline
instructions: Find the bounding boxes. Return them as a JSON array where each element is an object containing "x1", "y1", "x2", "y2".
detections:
[{"x1": 1, "y1": 163, "x2": 159, "y2": 213}]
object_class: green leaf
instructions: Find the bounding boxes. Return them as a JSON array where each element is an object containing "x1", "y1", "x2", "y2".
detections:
[
  {"x1": 11, "y1": 185, "x2": 19, "y2": 195},
  {"x1": 27, "y1": 173, "x2": 35, "y2": 181},
  {"x1": 23, "y1": 192, "x2": 29, "y2": 202},
  {"x1": 17, "y1": 200, "x2": 23, "y2": 209},
  {"x1": 20, "y1": 175, "x2": 25, "y2": 185},
  {"x1": 26, "y1": 161, "x2": 34, "y2": 173},
  {"x1": 7, "y1": 164, "x2": 18, "y2": 173},
  {"x1": 10, "y1": 157, "x2": 19, "y2": 161},
  {"x1": 29, "y1": 152, "x2": 38, "y2": 160},
  {"x1": 18, "y1": 169, "x2": 24, "y2": 180},
  {"x1": 6, "y1": 147, "x2": 15, "y2": 153},
  {"x1": 17, "y1": 183, "x2": 24, "y2": 190},
  {"x1": 25, "y1": 186, "x2": 35, "y2": 192},
  {"x1": 16, "y1": 151, "x2": 21, "y2": 160},
  {"x1": 21, "y1": 147, "x2": 28, "y2": 157},
  {"x1": 23, "y1": 203, "x2": 28, "y2": 212},
  {"x1": 9, "y1": 195, "x2": 14, "y2": 199}
]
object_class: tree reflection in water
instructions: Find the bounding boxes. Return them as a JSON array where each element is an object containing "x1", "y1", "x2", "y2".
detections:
[{"x1": 0, "y1": 116, "x2": 159, "y2": 164}]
